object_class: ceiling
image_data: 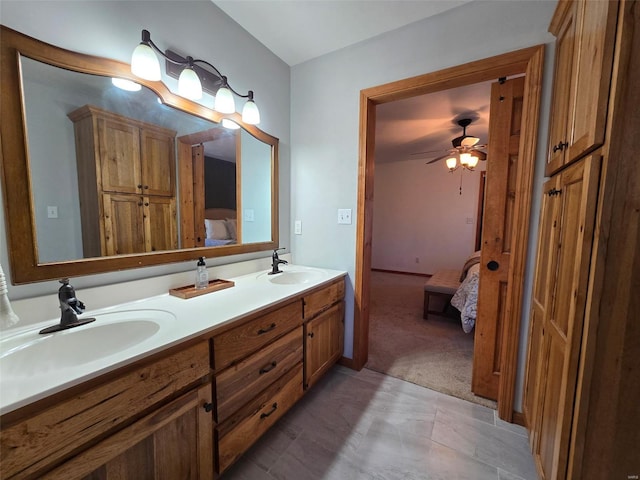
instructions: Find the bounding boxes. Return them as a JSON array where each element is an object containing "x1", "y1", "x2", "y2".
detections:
[
  {"x1": 375, "y1": 80, "x2": 493, "y2": 164},
  {"x1": 213, "y1": 0, "x2": 472, "y2": 66}
]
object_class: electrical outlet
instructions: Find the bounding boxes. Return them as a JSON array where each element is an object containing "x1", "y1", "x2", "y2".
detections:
[
  {"x1": 294, "y1": 220, "x2": 302, "y2": 235},
  {"x1": 47, "y1": 206, "x2": 58, "y2": 219},
  {"x1": 466, "y1": 217, "x2": 474, "y2": 224},
  {"x1": 337, "y1": 208, "x2": 352, "y2": 224}
]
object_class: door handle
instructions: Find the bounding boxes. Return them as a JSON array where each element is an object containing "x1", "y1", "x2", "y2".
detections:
[{"x1": 487, "y1": 260, "x2": 499, "y2": 271}]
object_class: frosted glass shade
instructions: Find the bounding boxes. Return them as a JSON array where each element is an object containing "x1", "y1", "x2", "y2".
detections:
[
  {"x1": 221, "y1": 118, "x2": 240, "y2": 129},
  {"x1": 242, "y1": 99, "x2": 260, "y2": 125},
  {"x1": 446, "y1": 157, "x2": 457, "y2": 170},
  {"x1": 131, "y1": 43, "x2": 161, "y2": 81},
  {"x1": 460, "y1": 152, "x2": 472, "y2": 166},
  {"x1": 468, "y1": 154, "x2": 479, "y2": 168},
  {"x1": 178, "y1": 67, "x2": 202, "y2": 100},
  {"x1": 111, "y1": 78, "x2": 142, "y2": 92},
  {"x1": 215, "y1": 86, "x2": 236, "y2": 114}
]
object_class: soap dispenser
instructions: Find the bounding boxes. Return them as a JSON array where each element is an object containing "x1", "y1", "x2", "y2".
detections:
[{"x1": 195, "y1": 257, "x2": 209, "y2": 289}]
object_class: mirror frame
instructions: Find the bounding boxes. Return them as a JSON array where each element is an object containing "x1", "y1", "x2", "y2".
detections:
[{"x1": 0, "y1": 26, "x2": 279, "y2": 284}]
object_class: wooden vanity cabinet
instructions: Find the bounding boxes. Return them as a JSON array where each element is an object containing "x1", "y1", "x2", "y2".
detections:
[
  {"x1": 67, "y1": 105, "x2": 177, "y2": 257},
  {"x1": 0, "y1": 341, "x2": 212, "y2": 480},
  {"x1": 545, "y1": 0, "x2": 617, "y2": 176},
  {"x1": 211, "y1": 277, "x2": 346, "y2": 476}
]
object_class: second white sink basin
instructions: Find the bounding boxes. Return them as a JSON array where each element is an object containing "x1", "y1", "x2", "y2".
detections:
[{"x1": 0, "y1": 309, "x2": 176, "y2": 378}]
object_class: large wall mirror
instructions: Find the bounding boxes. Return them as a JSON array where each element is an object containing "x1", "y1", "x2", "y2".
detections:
[{"x1": 0, "y1": 26, "x2": 279, "y2": 284}]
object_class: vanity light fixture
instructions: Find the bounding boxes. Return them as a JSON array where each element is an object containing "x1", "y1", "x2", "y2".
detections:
[
  {"x1": 111, "y1": 78, "x2": 142, "y2": 92},
  {"x1": 221, "y1": 118, "x2": 240, "y2": 130},
  {"x1": 130, "y1": 29, "x2": 261, "y2": 124}
]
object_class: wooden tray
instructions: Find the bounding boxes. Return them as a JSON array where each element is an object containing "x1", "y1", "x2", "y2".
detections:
[{"x1": 169, "y1": 278, "x2": 235, "y2": 299}]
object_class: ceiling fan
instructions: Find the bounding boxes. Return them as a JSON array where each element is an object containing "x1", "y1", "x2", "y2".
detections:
[{"x1": 412, "y1": 118, "x2": 487, "y2": 169}]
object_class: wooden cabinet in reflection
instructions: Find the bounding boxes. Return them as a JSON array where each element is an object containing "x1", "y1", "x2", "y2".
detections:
[{"x1": 68, "y1": 105, "x2": 177, "y2": 256}]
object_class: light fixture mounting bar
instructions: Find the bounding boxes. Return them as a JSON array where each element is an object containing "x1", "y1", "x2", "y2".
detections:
[{"x1": 165, "y1": 50, "x2": 221, "y2": 96}]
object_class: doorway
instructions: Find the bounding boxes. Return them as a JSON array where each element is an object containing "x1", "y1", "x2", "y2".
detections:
[{"x1": 352, "y1": 45, "x2": 545, "y2": 422}]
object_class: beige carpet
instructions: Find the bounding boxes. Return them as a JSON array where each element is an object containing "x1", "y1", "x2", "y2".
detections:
[{"x1": 366, "y1": 271, "x2": 497, "y2": 409}]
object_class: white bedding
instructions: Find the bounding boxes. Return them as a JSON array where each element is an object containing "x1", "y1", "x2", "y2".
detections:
[{"x1": 451, "y1": 263, "x2": 480, "y2": 333}]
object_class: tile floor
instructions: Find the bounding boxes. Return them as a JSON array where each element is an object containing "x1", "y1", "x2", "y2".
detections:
[{"x1": 223, "y1": 365, "x2": 538, "y2": 480}]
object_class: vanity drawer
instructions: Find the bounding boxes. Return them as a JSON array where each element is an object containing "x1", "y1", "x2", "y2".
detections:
[
  {"x1": 0, "y1": 341, "x2": 210, "y2": 480},
  {"x1": 216, "y1": 363, "x2": 304, "y2": 474},
  {"x1": 212, "y1": 301, "x2": 301, "y2": 371},
  {"x1": 303, "y1": 278, "x2": 345, "y2": 320},
  {"x1": 215, "y1": 326, "x2": 303, "y2": 423}
]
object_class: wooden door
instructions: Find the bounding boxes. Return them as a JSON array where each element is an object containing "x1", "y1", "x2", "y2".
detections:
[
  {"x1": 304, "y1": 302, "x2": 344, "y2": 389},
  {"x1": 546, "y1": 1, "x2": 577, "y2": 176},
  {"x1": 145, "y1": 195, "x2": 177, "y2": 252},
  {"x1": 522, "y1": 176, "x2": 561, "y2": 445},
  {"x1": 98, "y1": 117, "x2": 141, "y2": 194},
  {"x1": 102, "y1": 193, "x2": 145, "y2": 255},
  {"x1": 44, "y1": 385, "x2": 214, "y2": 480},
  {"x1": 140, "y1": 126, "x2": 176, "y2": 197},
  {"x1": 472, "y1": 76, "x2": 524, "y2": 400}
]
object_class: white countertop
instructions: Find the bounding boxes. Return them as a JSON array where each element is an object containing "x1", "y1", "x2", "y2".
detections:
[{"x1": 0, "y1": 264, "x2": 346, "y2": 416}]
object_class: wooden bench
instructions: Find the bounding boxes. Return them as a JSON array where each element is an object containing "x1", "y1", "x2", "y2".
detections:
[{"x1": 423, "y1": 269, "x2": 462, "y2": 320}]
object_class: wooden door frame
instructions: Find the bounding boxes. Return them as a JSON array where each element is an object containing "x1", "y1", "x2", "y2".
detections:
[{"x1": 354, "y1": 45, "x2": 545, "y2": 421}]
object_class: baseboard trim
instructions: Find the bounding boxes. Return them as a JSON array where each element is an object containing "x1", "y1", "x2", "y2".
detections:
[
  {"x1": 371, "y1": 268, "x2": 431, "y2": 277},
  {"x1": 512, "y1": 411, "x2": 527, "y2": 428},
  {"x1": 338, "y1": 356, "x2": 357, "y2": 370}
]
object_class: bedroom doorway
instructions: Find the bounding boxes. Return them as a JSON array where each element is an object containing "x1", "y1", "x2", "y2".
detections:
[{"x1": 353, "y1": 45, "x2": 545, "y2": 422}]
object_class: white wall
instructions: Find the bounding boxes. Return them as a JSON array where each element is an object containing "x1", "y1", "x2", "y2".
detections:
[
  {"x1": 372, "y1": 159, "x2": 484, "y2": 275},
  {"x1": 290, "y1": 0, "x2": 556, "y2": 409},
  {"x1": 0, "y1": 0, "x2": 290, "y2": 300}
]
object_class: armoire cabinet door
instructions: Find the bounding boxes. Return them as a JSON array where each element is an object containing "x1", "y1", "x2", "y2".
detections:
[
  {"x1": 144, "y1": 195, "x2": 177, "y2": 252},
  {"x1": 530, "y1": 154, "x2": 601, "y2": 480},
  {"x1": 97, "y1": 116, "x2": 142, "y2": 194},
  {"x1": 102, "y1": 193, "x2": 146, "y2": 256},
  {"x1": 140, "y1": 127, "x2": 176, "y2": 197}
]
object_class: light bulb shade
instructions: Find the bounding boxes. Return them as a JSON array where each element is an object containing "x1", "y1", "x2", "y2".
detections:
[
  {"x1": 460, "y1": 152, "x2": 472, "y2": 166},
  {"x1": 131, "y1": 43, "x2": 161, "y2": 81},
  {"x1": 445, "y1": 157, "x2": 457, "y2": 170},
  {"x1": 214, "y1": 86, "x2": 235, "y2": 114},
  {"x1": 221, "y1": 118, "x2": 240, "y2": 129},
  {"x1": 111, "y1": 78, "x2": 142, "y2": 92},
  {"x1": 178, "y1": 67, "x2": 202, "y2": 100},
  {"x1": 242, "y1": 99, "x2": 260, "y2": 125},
  {"x1": 468, "y1": 154, "x2": 479, "y2": 168}
]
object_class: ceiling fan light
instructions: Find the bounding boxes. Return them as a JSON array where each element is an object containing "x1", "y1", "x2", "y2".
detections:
[
  {"x1": 131, "y1": 43, "x2": 161, "y2": 81},
  {"x1": 460, "y1": 152, "x2": 472, "y2": 166},
  {"x1": 215, "y1": 86, "x2": 235, "y2": 114},
  {"x1": 178, "y1": 66, "x2": 202, "y2": 100},
  {"x1": 446, "y1": 157, "x2": 457, "y2": 170},
  {"x1": 468, "y1": 154, "x2": 479, "y2": 168}
]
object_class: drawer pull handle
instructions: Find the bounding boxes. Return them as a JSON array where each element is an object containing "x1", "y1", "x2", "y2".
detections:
[
  {"x1": 203, "y1": 402, "x2": 214, "y2": 413},
  {"x1": 257, "y1": 323, "x2": 276, "y2": 335},
  {"x1": 260, "y1": 402, "x2": 278, "y2": 419},
  {"x1": 259, "y1": 361, "x2": 277, "y2": 374}
]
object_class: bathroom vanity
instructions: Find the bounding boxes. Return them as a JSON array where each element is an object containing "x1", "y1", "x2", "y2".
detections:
[{"x1": 0, "y1": 267, "x2": 346, "y2": 479}]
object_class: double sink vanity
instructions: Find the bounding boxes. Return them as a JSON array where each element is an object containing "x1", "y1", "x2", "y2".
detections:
[{"x1": 1, "y1": 265, "x2": 346, "y2": 479}]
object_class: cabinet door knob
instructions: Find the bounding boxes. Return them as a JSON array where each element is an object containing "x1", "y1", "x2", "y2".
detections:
[
  {"x1": 144, "y1": 185, "x2": 149, "y2": 189},
  {"x1": 137, "y1": 184, "x2": 142, "y2": 189},
  {"x1": 203, "y1": 402, "x2": 214, "y2": 413},
  {"x1": 308, "y1": 332, "x2": 314, "y2": 338},
  {"x1": 257, "y1": 323, "x2": 276, "y2": 335},
  {"x1": 260, "y1": 403, "x2": 278, "y2": 419}
]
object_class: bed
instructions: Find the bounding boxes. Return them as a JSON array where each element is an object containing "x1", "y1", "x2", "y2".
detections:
[
  {"x1": 451, "y1": 251, "x2": 482, "y2": 333},
  {"x1": 204, "y1": 208, "x2": 237, "y2": 247}
]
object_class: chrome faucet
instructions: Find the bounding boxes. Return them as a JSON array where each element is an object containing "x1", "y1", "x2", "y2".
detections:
[
  {"x1": 268, "y1": 248, "x2": 288, "y2": 275},
  {"x1": 39, "y1": 278, "x2": 96, "y2": 334}
]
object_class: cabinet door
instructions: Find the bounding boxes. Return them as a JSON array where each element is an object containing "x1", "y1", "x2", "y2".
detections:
[
  {"x1": 532, "y1": 154, "x2": 601, "y2": 480},
  {"x1": 565, "y1": 0, "x2": 617, "y2": 164},
  {"x1": 144, "y1": 195, "x2": 177, "y2": 252},
  {"x1": 102, "y1": 193, "x2": 146, "y2": 255},
  {"x1": 97, "y1": 116, "x2": 141, "y2": 194},
  {"x1": 522, "y1": 176, "x2": 561, "y2": 442},
  {"x1": 140, "y1": 127, "x2": 175, "y2": 197},
  {"x1": 44, "y1": 384, "x2": 214, "y2": 480},
  {"x1": 546, "y1": 0, "x2": 578, "y2": 175},
  {"x1": 304, "y1": 302, "x2": 344, "y2": 389}
]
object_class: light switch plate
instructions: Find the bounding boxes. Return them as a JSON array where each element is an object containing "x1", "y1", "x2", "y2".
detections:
[
  {"x1": 244, "y1": 209, "x2": 255, "y2": 222},
  {"x1": 294, "y1": 220, "x2": 302, "y2": 235},
  {"x1": 338, "y1": 209, "x2": 352, "y2": 224}
]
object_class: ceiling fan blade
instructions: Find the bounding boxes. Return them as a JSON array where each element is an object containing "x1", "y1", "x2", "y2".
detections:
[
  {"x1": 425, "y1": 153, "x2": 451, "y2": 164},
  {"x1": 470, "y1": 149, "x2": 487, "y2": 161},
  {"x1": 410, "y1": 149, "x2": 447, "y2": 156},
  {"x1": 461, "y1": 136, "x2": 480, "y2": 147}
]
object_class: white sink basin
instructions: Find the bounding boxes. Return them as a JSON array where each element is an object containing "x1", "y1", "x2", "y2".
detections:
[
  {"x1": 262, "y1": 268, "x2": 328, "y2": 285},
  {"x1": 0, "y1": 309, "x2": 176, "y2": 378}
]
